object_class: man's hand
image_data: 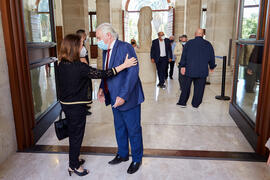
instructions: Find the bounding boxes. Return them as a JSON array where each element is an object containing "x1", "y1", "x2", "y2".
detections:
[
  {"x1": 113, "y1": 96, "x2": 125, "y2": 108},
  {"x1": 181, "y1": 67, "x2": 186, "y2": 75},
  {"x1": 210, "y1": 69, "x2": 214, "y2": 73},
  {"x1": 247, "y1": 69, "x2": 253, "y2": 75},
  {"x1": 97, "y1": 88, "x2": 105, "y2": 102},
  {"x1": 151, "y1": 58, "x2": 155, "y2": 63},
  {"x1": 169, "y1": 59, "x2": 172, "y2": 62}
]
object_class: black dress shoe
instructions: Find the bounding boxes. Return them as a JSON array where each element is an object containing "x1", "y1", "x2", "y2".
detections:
[
  {"x1": 108, "y1": 154, "x2": 129, "y2": 165},
  {"x1": 170, "y1": 77, "x2": 173, "y2": 79},
  {"x1": 86, "y1": 111, "x2": 92, "y2": 116},
  {"x1": 127, "y1": 161, "x2": 141, "y2": 174},
  {"x1": 160, "y1": 84, "x2": 166, "y2": 88},
  {"x1": 176, "y1": 102, "x2": 186, "y2": 108},
  {"x1": 157, "y1": 83, "x2": 161, "y2": 87}
]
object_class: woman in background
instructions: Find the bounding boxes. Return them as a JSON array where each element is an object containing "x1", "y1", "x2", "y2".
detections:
[{"x1": 58, "y1": 34, "x2": 137, "y2": 177}]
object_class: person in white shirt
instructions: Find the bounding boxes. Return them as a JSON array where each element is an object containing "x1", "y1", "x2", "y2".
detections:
[{"x1": 150, "y1": 32, "x2": 172, "y2": 88}]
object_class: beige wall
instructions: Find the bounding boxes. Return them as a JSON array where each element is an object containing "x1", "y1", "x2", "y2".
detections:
[
  {"x1": 175, "y1": 0, "x2": 185, "y2": 38},
  {"x1": 205, "y1": 0, "x2": 236, "y2": 83},
  {"x1": 96, "y1": 0, "x2": 110, "y2": 69},
  {"x1": 0, "y1": 12, "x2": 17, "y2": 165},
  {"x1": 110, "y1": 0, "x2": 123, "y2": 41},
  {"x1": 185, "y1": 0, "x2": 201, "y2": 39},
  {"x1": 62, "y1": 0, "x2": 89, "y2": 35}
]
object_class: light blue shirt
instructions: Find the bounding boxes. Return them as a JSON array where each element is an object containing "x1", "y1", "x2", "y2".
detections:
[{"x1": 171, "y1": 42, "x2": 176, "y2": 61}]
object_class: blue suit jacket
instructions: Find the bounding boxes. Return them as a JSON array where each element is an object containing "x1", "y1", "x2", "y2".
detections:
[
  {"x1": 179, "y1": 37, "x2": 216, "y2": 78},
  {"x1": 100, "y1": 40, "x2": 145, "y2": 111},
  {"x1": 150, "y1": 38, "x2": 172, "y2": 63}
]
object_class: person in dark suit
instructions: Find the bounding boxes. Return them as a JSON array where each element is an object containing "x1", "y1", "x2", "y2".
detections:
[
  {"x1": 58, "y1": 34, "x2": 137, "y2": 177},
  {"x1": 151, "y1": 32, "x2": 172, "y2": 88},
  {"x1": 96, "y1": 23, "x2": 145, "y2": 174},
  {"x1": 177, "y1": 29, "x2": 216, "y2": 108}
]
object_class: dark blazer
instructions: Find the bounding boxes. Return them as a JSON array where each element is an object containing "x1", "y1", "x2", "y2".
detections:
[
  {"x1": 100, "y1": 39, "x2": 145, "y2": 111},
  {"x1": 150, "y1": 38, "x2": 172, "y2": 63},
  {"x1": 180, "y1": 37, "x2": 216, "y2": 78},
  {"x1": 58, "y1": 60, "x2": 116, "y2": 104}
]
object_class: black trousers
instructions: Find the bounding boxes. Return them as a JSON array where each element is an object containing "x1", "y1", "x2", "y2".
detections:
[
  {"x1": 177, "y1": 77, "x2": 206, "y2": 108},
  {"x1": 178, "y1": 70, "x2": 186, "y2": 91},
  {"x1": 62, "y1": 104, "x2": 87, "y2": 169},
  {"x1": 88, "y1": 79, "x2": 93, "y2": 101},
  {"x1": 165, "y1": 61, "x2": 169, "y2": 79},
  {"x1": 169, "y1": 61, "x2": 175, "y2": 78},
  {"x1": 156, "y1": 57, "x2": 168, "y2": 85}
]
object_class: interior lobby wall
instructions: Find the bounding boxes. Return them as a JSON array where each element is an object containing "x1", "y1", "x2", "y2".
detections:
[{"x1": 0, "y1": 12, "x2": 17, "y2": 165}]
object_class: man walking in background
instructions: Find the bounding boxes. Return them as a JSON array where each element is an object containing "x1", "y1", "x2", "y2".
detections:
[
  {"x1": 169, "y1": 35, "x2": 176, "y2": 79},
  {"x1": 151, "y1": 32, "x2": 172, "y2": 88},
  {"x1": 177, "y1": 29, "x2": 216, "y2": 108},
  {"x1": 174, "y1": 34, "x2": 188, "y2": 91}
]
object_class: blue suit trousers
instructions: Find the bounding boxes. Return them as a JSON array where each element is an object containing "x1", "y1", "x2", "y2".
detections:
[{"x1": 112, "y1": 104, "x2": 143, "y2": 162}]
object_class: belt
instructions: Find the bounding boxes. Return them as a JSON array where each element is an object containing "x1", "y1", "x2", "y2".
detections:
[{"x1": 60, "y1": 100, "x2": 91, "y2": 105}]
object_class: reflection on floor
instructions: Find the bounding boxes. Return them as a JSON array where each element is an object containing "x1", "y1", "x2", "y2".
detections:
[
  {"x1": 37, "y1": 72, "x2": 253, "y2": 152},
  {"x1": 0, "y1": 153, "x2": 269, "y2": 180}
]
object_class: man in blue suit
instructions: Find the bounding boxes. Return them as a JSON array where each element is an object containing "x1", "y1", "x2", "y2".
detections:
[
  {"x1": 151, "y1": 32, "x2": 172, "y2": 88},
  {"x1": 177, "y1": 28, "x2": 216, "y2": 108},
  {"x1": 96, "y1": 23, "x2": 145, "y2": 174}
]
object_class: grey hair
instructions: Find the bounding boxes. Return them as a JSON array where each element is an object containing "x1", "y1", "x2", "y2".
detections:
[{"x1": 96, "y1": 23, "x2": 119, "y2": 39}]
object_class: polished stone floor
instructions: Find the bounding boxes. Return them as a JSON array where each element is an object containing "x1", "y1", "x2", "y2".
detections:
[
  {"x1": 1, "y1": 72, "x2": 270, "y2": 180},
  {"x1": 37, "y1": 73, "x2": 253, "y2": 152},
  {"x1": 0, "y1": 153, "x2": 269, "y2": 180}
]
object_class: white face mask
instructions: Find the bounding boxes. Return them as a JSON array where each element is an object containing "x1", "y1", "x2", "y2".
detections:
[
  {"x1": 161, "y1": 35, "x2": 165, "y2": 40},
  {"x1": 80, "y1": 46, "x2": 87, "y2": 57}
]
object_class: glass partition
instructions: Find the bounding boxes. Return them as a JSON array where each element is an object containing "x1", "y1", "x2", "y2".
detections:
[
  {"x1": 235, "y1": 44, "x2": 263, "y2": 123},
  {"x1": 30, "y1": 62, "x2": 57, "y2": 120}
]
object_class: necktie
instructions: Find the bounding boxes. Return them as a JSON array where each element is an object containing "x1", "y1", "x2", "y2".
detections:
[{"x1": 104, "y1": 49, "x2": 111, "y2": 93}]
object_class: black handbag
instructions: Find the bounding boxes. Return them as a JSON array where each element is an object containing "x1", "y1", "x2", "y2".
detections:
[{"x1": 54, "y1": 110, "x2": 69, "y2": 140}]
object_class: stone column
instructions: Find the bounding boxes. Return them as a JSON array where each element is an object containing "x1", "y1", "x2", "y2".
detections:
[
  {"x1": 136, "y1": 7, "x2": 156, "y2": 83},
  {"x1": 62, "y1": 0, "x2": 89, "y2": 35},
  {"x1": 185, "y1": 0, "x2": 201, "y2": 39},
  {"x1": 96, "y1": 0, "x2": 110, "y2": 69},
  {"x1": 110, "y1": 0, "x2": 123, "y2": 41},
  {"x1": 205, "y1": 0, "x2": 236, "y2": 83},
  {"x1": 174, "y1": 0, "x2": 185, "y2": 38}
]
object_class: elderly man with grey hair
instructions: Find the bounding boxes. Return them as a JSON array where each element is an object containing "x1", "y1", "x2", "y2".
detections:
[{"x1": 96, "y1": 23, "x2": 145, "y2": 174}]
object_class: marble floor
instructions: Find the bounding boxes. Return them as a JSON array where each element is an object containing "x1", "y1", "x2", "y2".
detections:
[
  {"x1": 37, "y1": 71, "x2": 254, "y2": 152},
  {"x1": 1, "y1": 71, "x2": 269, "y2": 180},
  {"x1": 0, "y1": 153, "x2": 269, "y2": 180}
]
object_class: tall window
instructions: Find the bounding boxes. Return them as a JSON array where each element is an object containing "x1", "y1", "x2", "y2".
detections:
[
  {"x1": 240, "y1": 0, "x2": 260, "y2": 39},
  {"x1": 89, "y1": 12, "x2": 98, "y2": 58},
  {"x1": 123, "y1": 0, "x2": 175, "y2": 43},
  {"x1": 23, "y1": 0, "x2": 53, "y2": 42},
  {"x1": 233, "y1": 0, "x2": 265, "y2": 124},
  {"x1": 22, "y1": 0, "x2": 57, "y2": 120}
]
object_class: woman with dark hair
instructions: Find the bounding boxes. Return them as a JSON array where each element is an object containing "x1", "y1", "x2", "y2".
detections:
[{"x1": 58, "y1": 34, "x2": 137, "y2": 177}]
